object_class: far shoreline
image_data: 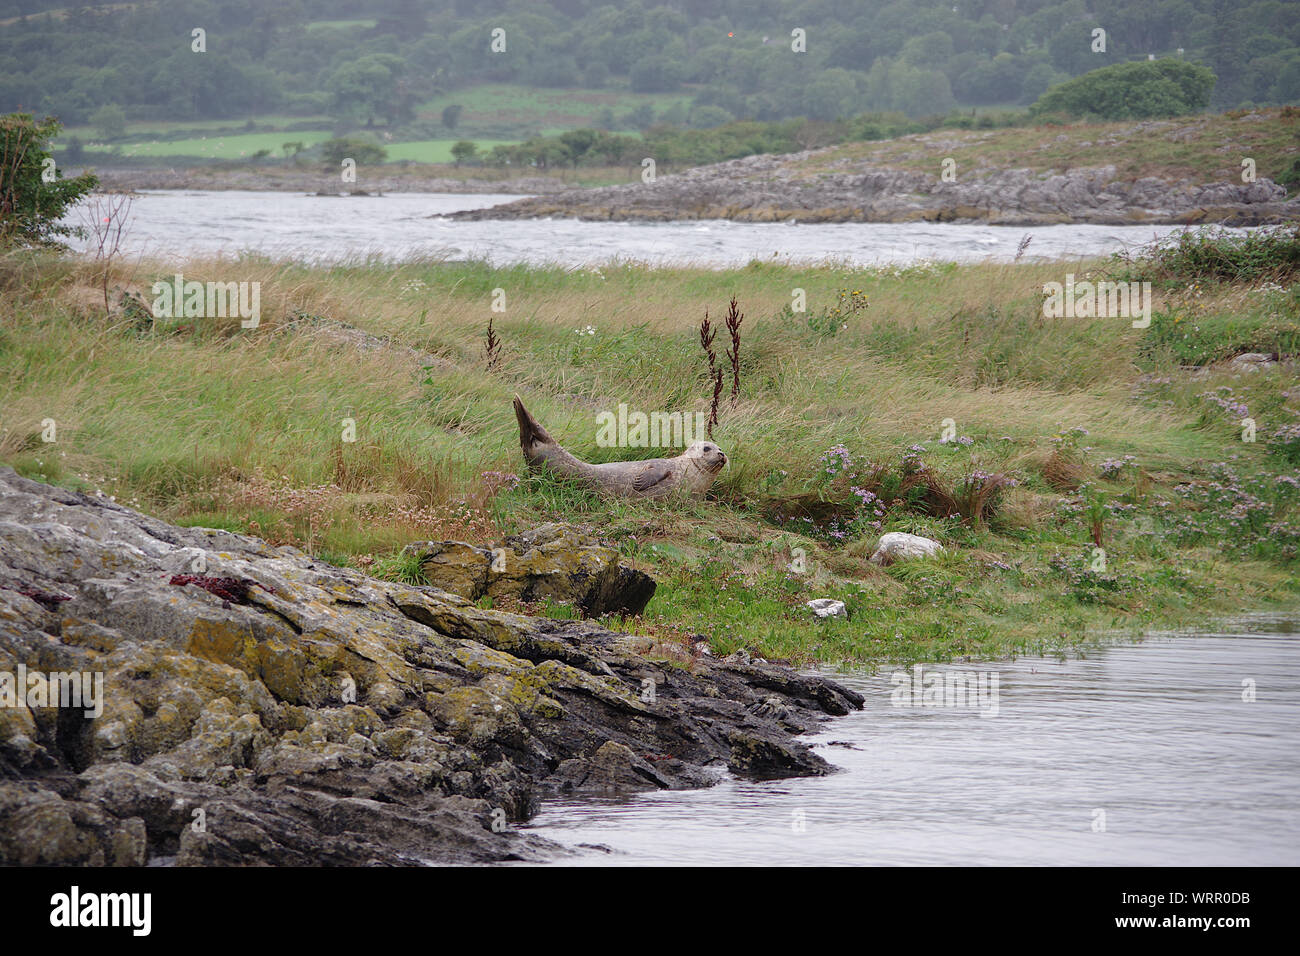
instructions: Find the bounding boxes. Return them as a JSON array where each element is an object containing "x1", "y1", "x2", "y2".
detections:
[{"x1": 81, "y1": 163, "x2": 617, "y2": 196}]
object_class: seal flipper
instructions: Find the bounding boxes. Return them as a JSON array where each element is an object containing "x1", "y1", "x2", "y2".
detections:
[
  {"x1": 630, "y1": 459, "x2": 675, "y2": 494},
  {"x1": 513, "y1": 395, "x2": 555, "y2": 455}
]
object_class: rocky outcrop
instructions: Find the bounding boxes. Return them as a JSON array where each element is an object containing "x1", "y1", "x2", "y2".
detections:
[
  {"x1": 0, "y1": 468, "x2": 861, "y2": 866},
  {"x1": 449, "y1": 152, "x2": 1300, "y2": 226},
  {"x1": 407, "y1": 523, "x2": 656, "y2": 617}
]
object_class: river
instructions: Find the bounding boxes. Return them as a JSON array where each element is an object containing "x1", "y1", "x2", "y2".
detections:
[
  {"x1": 66, "y1": 190, "x2": 1230, "y2": 268},
  {"x1": 521, "y1": 616, "x2": 1300, "y2": 866}
]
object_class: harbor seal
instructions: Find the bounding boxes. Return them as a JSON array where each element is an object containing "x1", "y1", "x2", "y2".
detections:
[{"x1": 512, "y1": 395, "x2": 727, "y2": 499}]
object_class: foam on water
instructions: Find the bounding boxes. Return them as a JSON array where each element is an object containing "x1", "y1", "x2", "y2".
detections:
[{"x1": 65, "y1": 190, "x2": 1239, "y2": 268}]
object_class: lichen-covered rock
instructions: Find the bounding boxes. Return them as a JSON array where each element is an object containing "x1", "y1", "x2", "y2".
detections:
[
  {"x1": 0, "y1": 467, "x2": 862, "y2": 866},
  {"x1": 407, "y1": 522, "x2": 656, "y2": 617}
]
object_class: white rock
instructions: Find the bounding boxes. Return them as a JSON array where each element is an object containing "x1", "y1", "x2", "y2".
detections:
[
  {"x1": 1230, "y1": 352, "x2": 1275, "y2": 373},
  {"x1": 869, "y1": 532, "x2": 943, "y2": 566},
  {"x1": 806, "y1": 599, "x2": 847, "y2": 618}
]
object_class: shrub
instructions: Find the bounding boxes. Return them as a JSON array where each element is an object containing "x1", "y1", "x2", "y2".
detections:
[
  {"x1": 1031, "y1": 59, "x2": 1215, "y2": 120},
  {"x1": 1112, "y1": 224, "x2": 1300, "y2": 285},
  {"x1": 318, "y1": 136, "x2": 387, "y2": 169},
  {"x1": 1138, "y1": 307, "x2": 1300, "y2": 366},
  {"x1": 0, "y1": 113, "x2": 98, "y2": 248}
]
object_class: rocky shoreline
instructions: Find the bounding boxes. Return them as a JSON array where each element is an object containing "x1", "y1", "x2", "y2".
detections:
[
  {"x1": 446, "y1": 151, "x2": 1300, "y2": 227},
  {"x1": 84, "y1": 165, "x2": 568, "y2": 196},
  {"x1": 0, "y1": 468, "x2": 862, "y2": 866}
]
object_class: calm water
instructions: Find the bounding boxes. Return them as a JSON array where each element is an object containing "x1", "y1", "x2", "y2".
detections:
[
  {"x1": 523, "y1": 617, "x2": 1300, "y2": 866},
  {"x1": 66, "y1": 190, "x2": 1232, "y2": 268}
]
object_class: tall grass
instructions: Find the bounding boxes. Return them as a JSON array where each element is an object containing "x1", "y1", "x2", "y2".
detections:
[{"x1": 2, "y1": 245, "x2": 1298, "y2": 662}]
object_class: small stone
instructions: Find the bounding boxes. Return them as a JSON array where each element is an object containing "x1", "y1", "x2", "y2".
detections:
[
  {"x1": 806, "y1": 598, "x2": 847, "y2": 618},
  {"x1": 869, "y1": 532, "x2": 944, "y2": 566}
]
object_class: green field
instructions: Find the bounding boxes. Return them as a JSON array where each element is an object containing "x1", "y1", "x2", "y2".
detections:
[
  {"x1": 52, "y1": 81, "x2": 700, "y2": 165},
  {"x1": 76, "y1": 132, "x2": 521, "y2": 165},
  {"x1": 81, "y1": 130, "x2": 335, "y2": 160},
  {"x1": 415, "y1": 83, "x2": 694, "y2": 133},
  {"x1": 383, "y1": 139, "x2": 516, "y2": 163}
]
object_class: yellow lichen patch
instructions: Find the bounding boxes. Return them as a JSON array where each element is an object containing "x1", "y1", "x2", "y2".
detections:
[
  {"x1": 186, "y1": 615, "x2": 259, "y2": 675},
  {"x1": 450, "y1": 640, "x2": 531, "y2": 677}
]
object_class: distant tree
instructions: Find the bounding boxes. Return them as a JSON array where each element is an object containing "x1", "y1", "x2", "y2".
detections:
[
  {"x1": 1269, "y1": 50, "x2": 1300, "y2": 103},
  {"x1": 91, "y1": 103, "x2": 126, "y2": 140},
  {"x1": 530, "y1": 54, "x2": 581, "y2": 88},
  {"x1": 1020, "y1": 63, "x2": 1060, "y2": 103},
  {"x1": 658, "y1": 101, "x2": 688, "y2": 126},
  {"x1": 621, "y1": 103, "x2": 656, "y2": 130},
  {"x1": 441, "y1": 104, "x2": 463, "y2": 130},
  {"x1": 375, "y1": 0, "x2": 428, "y2": 36},
  {"x1": 531, "y1": 138, "x2": 572, "y2": 169},
  {"x1": 1032, "y1": 59, "x2": 1216, "y2": 119},
  {"x1": 327, "y1": 54, "x2": 406, "y2": 126},
  {"x1": 0, "y1": 114, "x2": 98, "y2": 247},
  {"x1": 1046, "y1": 20, "x2": 1112, "y2": 76},
  {"x1": 900, "y1": 31, "x2": 954, "y2": 71},
  {"x1": 630, "y1": 55, "x2": 684, "y2": 93},
  {"x1": 450, "y1": 139, "x2": 477, "y2": 166},
  {"x1": 591, "y1": 131, "x2": 637, "y2": 165},
  {"x1": 318, "y1": 136, "x2": 387, "y2": 169},
  {"x1": 892, "y1": 66, "x2": 956, "y2": 118},
  {"x1": 63, "y1": 135, "x2": 85, "y2": 163},
  {"x1": 1208, "y1": 0, "x2": 1247, "y2": 109},
  {"x1": 803, "y1": 68, "x2": 859, "y2": 121},
  {"x1": 688, "y1": 104, "x2": 734, "y2": 129},
  {"x1": 558, "y1": 128, "x2": 598, "y2": 166}
]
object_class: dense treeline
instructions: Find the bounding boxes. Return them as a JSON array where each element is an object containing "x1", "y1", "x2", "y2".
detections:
[
  {"x1": 0, "y1": 0, "x2": 1296, "y2": 131},
  {"x1": 479, "y1": 112, "x2": 992, "y2": 170},
  {"x1": 469, "y1": 58, "x2": 1216, "y2": 170}
]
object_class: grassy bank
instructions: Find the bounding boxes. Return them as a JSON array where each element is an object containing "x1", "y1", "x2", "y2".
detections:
[
  {"x1": 3, "y1": 234, "x2": 1300, "y2": 665},
  {"x1": 795, "y1": 107, "x2": 1300, "y2": 190}
]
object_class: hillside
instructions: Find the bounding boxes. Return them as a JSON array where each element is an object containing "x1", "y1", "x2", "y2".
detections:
[{"x1": 4, "y1": 0, "x2": 1298, "y2": 133}]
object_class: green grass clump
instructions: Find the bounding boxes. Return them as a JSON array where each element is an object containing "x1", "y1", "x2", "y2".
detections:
[{"x1": 1112, "y1": 223, "x2": 1300, "y2": 286}]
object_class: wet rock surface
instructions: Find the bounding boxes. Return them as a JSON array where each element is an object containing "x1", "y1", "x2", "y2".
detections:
[
  {"x1": 449, "y1": 151, "x2": 1300, "y2": 226},
  {"x1": 0, "y1": 468, "x2": 862, "y2": 865}
]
